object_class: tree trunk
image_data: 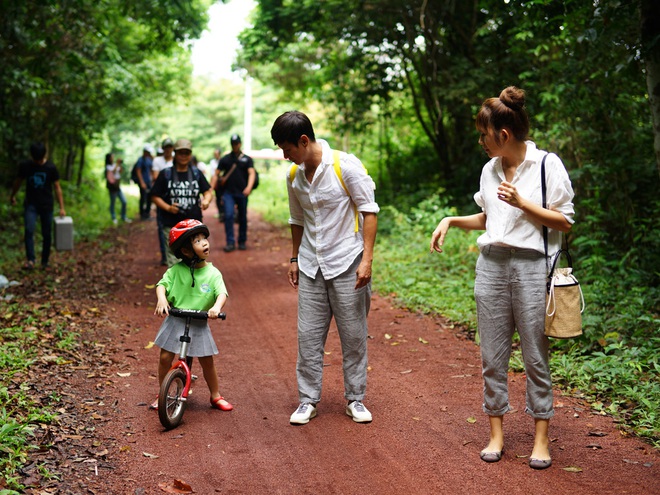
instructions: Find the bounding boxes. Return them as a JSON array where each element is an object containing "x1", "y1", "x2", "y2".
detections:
[
  {"x1": 77, "y1": 140, "x2": 86, "y2": 187},
  {"x1": 640, "y1": 0, "x2": 660, "y2": 176}
]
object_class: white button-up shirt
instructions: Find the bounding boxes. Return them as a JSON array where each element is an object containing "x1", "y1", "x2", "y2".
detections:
[
  {"x1": 474, "y1": 141, "x2": 575, "y2": 256},
  {"x1": 287, "y1": 139, "x2": 379, "y2": 280}
]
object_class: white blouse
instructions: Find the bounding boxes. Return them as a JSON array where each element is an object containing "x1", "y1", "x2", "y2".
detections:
[
  {"x1": 474, "y1": 141, "x2": 575, "y2": 256},
  {"x1": 288, "y1": 139, "x2": 379, "y2": 280}
]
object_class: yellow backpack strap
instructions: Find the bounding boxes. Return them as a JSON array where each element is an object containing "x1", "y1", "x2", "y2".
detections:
[
  {"x1": 332, "y1": 150, "x2": 359, "y2": 233},
  {"x1": 288, "y1": 164, "x2": 298, "y2": 183}
]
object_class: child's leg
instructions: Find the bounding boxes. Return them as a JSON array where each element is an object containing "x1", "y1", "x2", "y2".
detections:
[
  {"x1": 198, "y1": 356, "x2": 232, "y2": 409},
  {"x1": 158, "y1": 349, "x2": 176, "y2": 385},
  {"x1": 198, "y1": 355, "x2": 220, "y2": 397}
]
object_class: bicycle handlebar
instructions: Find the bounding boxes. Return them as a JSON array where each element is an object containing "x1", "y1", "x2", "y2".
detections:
[{"x1": 168, "y1": 307, "x2": 226, "y2": 320}]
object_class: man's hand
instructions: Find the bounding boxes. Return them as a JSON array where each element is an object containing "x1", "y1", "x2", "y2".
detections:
[
  {"x1": 355, "y1": 260, "x2": 372, "y2": 289},
  {"x1": 288, "y1": 262, "x2": 299, "y2": 289}
]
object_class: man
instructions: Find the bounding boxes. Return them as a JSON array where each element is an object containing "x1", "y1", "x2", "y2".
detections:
[
  {"x1": 150, "y1": 139, "x2": 213, "y2": 266},
  {"x1": 214, "y1": 134, "x2": 256, "y2": 252},
  {"x1": 151, "y1": 138, "x2": 175, "y2": 265},
  {"x1": 10, "y1": 141, "x2": 66, "y2": 269},
  {"x1": 135, "y1": 144, "x2": 155, "y2": 219},
  {"x1": 270, "y1": 111, "x2": 379, "y2": 425}
]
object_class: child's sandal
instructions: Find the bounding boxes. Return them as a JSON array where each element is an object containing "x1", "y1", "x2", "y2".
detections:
[
  {"x1": 210, "y1": 396, "x2": 233, "y2": 411},
  {"x1": 149, "y1": 397, "x2": 158, "y2": 410}
]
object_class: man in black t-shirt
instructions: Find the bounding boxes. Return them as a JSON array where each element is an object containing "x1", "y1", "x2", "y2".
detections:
[
  {"x1": 10, "y1": 142, "x2": 66, "y2": 269},
  {"x1": 150, "y1": 139, "x2": 212, "y2": 266},
  {"x1": 215, "y1": 134, "x2": 256, "y2": 252}
]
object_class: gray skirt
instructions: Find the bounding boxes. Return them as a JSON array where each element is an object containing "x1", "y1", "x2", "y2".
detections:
[{"x1": 154, "y1": 316, "x2": 219, "y2": 357}]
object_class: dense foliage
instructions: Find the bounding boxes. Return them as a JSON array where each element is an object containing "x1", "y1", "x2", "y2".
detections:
[{"x1": 0, "y1": 0, "x2": 213, "y2": 186}]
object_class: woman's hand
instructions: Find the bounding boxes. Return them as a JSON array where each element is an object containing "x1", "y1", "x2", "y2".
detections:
[
  {"x1": 497, "y1": 181, "x2": 526, "y2": 209},
  {"x1": 430, "y1": 218, "x2": 451, "y2": 253}
]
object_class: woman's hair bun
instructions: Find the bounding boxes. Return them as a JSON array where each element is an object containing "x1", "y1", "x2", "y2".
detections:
[{"x1": 499, "y1": 86, "x2": 526, "y2": 111}]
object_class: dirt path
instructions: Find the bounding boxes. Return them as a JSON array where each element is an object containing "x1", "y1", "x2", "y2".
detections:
[{"x1": 83, "y1": 207, "x2": 657, "y2": 495}]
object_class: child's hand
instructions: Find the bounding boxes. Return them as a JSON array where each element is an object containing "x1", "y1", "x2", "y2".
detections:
[
  {"x1": 207, "y1": 307, "x2": 221, "y2": 319},
  {"x1": 154, "y1": 301, "x2": 170, "y2": 317}
]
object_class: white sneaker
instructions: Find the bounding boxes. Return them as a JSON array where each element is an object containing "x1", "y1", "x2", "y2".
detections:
[
  {"x1": 290, "y1": 403, "x2": 317, "y2": 425},
  {"x1": 346, "y1": 401, "x2": 372, "y2": 423}
]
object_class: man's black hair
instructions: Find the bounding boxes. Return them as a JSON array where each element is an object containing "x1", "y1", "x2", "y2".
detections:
[
  {"x1": 30, "y1": 142, "x2": 47, "y2": 162},
  {"x1": 271, "y1": 111, "x2": 316, "y2": 146}
]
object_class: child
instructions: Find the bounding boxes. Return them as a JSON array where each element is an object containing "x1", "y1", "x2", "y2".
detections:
[{"x1": 150, "y1": 218, "x2": 233, "y2": 412}]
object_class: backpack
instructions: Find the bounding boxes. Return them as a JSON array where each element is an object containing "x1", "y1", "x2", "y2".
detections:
[
  {"x1": 131, "y1": 159, "x2": 140, "y2": 184},
  {"x1": 252, "y1": 168, "x2": 260, "y2": 190},
  {"x1": 288, "y1": 150, "x2": 368, "y2": 233}
]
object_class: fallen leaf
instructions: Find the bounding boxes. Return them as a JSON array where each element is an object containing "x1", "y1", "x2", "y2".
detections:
[
  {"x1": 562, "y1": 466, "x2": 583, "y2": 473},
  {"x1": 586, "y1": 444, "x2": 602, "y2": 449},
  {"x1": 588, "y1": 431, "x2": 607, "y2": 437},
  {"x1": 384, "y1": 333, "x2": 392, "y2": 340},
  {"x1": 117, "y1": 372, "x2": 131, "y2": 378},
  {"x1": 466, "y1": 416, "x2": 477, "y2": 424},
  {"x1": 143, "y1": 452, "x2": 159, "y2": 459},
  {"x1": 412, "y1": 417, "x2": 421, "y2": 421},
  {"x1": 145, "y1": 284, "x2": 156, "y2": 289},
  {"x1": 145, "y1": 341, "x2": 155, "y2": 349},
  {"x1": 158, "y1": 479, "x2": 193, "y2": 493},
  {"x1": 390, "y1": 342, "x2": 400, "y2": 346},
  {"x1": 418, "y1": 337, "x2": 429, "y2": 344},
  {"x1": 400, "y1": 369, "x2": 413, "y2": 374}
]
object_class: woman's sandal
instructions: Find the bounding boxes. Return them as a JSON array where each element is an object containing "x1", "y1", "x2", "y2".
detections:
[
  {"x1": 529, "y1": 457, "x2": 552, "y2": 470},
  {"x1": 210, "y1": 396, "x2": 233, "y2": 411},
  {"x1": 480, "y1": 450, "x2": 503, "y2": 463}
]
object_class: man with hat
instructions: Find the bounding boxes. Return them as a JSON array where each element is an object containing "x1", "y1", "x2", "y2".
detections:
[
  {"x1": 150, "y1": 139, "x2": 213, "y2": 266},
  {"x1": 152, "y1": 138, "x2": 175, "y2": 265},
  {"x1": 213, "y1": 134, "x2": 256, "y2": 252}
]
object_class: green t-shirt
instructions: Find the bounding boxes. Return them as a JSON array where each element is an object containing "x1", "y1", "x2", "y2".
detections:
[{"x1": 157, "y1": 262, "x2": 228, "y2": 311}]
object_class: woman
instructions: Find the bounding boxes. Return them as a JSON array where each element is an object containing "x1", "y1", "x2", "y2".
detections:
[
  {"x1": 106, "y1": 153, "x2": 130, "y2": 225},
  {"x1": 430, "y1": 87, "x2": 575, "y2": 469}
]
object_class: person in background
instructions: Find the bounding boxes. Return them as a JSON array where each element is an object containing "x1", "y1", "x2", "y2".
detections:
[
  {"x1": 192, "y1": 155, "x2": 209, "y2": 180},
  {"x1": 10, "y1": 141, "x2": 66, "y2": 270},
  {"x1": 136, "y1": 144, "x2": 155, "y2": 220},
  {"x1": 150, "y1": 139, "x2": 213, "y2": 266},
  {"x1": 216, "y1": 134, "x2": 256, "y2": 252},
  {"x1": 152, "y1": 138, "x2": 175, "y2": 265},
  {"x1": 271, "y1": 111, "x2": 379, "y2": 425},
  {"x1": 209, "y1": 148, "x2": 225, "y2": 223},
  {"x1": 430, "y1": 86, "x2": 575, "y2": 470},
  {"x1": 105, "y1": 153, "x2": 131, "y2": 225}
]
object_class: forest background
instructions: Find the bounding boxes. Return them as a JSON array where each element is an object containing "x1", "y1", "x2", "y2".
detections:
[{"x1": 0, "y1": 0, "x2": 659, "y2": 487}]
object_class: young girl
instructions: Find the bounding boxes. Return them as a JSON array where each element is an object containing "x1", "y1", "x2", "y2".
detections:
[
  {"x1": 151, "y1": 219, "x2": 233, "y2": 412},
  {"x1": 430, "y1": 87, "x2": 575, "y2": 469}
]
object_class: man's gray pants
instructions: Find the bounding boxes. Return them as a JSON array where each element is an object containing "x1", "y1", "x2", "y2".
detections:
[{"x1": 296, "y1": 255, "x2": 371, "y2": 404}]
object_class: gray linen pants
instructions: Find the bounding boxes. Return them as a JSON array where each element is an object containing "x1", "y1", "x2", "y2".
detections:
[
  {"x1": 296, "y1": 255, "x2": 371, "y2": 404},
  {"x1": 474, "y1": 245, "x2": 554, "y2": 419}
]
